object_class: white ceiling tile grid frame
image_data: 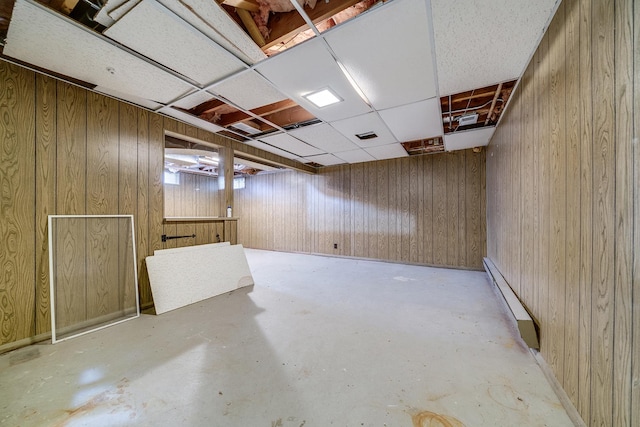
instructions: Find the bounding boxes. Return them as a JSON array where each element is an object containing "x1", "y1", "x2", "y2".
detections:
[
  {"x1": 208, "y1": 69, "x2": 288, "y2": 111},
  {"x1": 431, "y1": 0, "x2": 560, "y2": 96},
  {"x1": 4, "y1": 0, "x2": 195, "y2": 105},
  {"x1": 288, "y1": 123, "x2": 360, "y2": 153},
  {"x1": 254, "y1": 37, "x2": 372, "y2": 122},
  {"x1": 104, "y1": 0, "x2": 247, "y2": 87},
  {"x1": 378, "y1": 98, "x2": 444, "y2": 143},
  {"x1": 157, "y1": 0, "x2": 267, "y2": 65},
  {"x1": 323, "y1": 0, "x2": 439, "y2": 111}
]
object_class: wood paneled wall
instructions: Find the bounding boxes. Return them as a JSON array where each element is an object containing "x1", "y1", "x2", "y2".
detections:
[
  {"x1": 236, "y1": 149, "x2": 486, "y2": 269},
  {"x1": 0, "y1": 61, "x2": 255, "y2": 349},
  {"x1": 486, "y1": 0, "x2": 638, "y2": 425}
]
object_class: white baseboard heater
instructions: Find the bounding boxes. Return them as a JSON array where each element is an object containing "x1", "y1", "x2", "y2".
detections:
[{"x1": 483, "y1": 257, "x2": 539, "y2": 349}]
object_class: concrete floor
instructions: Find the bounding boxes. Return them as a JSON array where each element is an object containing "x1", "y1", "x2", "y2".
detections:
[{"x1": 0, "y1": 249, "x2": 573, "y2": 427}]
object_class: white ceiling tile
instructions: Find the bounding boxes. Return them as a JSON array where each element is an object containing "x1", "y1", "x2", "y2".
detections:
[
  {"x1": 209, "y1": 70, "x2": 288, "y2": 111},
  {"x1": 105, "y1": 0, "x2": 245, "y2": 86},
  {"x1": 94, "y1": 0, "x2": 126, "y2": 27},
  {"x1": 432, "y1": 0, "x2": 558, "y2": 95},
  {"x1": 157, "y1": 0, "x2": 266, "y2": 65},
  {"x1": 303, "y1": 154, "x2": 346, "y2": 166},
  {"x1": 159, "y1": 107, "x2": 225, "y2": 133},
  {"x1": 94, "y1": 85, "x2": 163, "y2": 110},
  {"x1": 172, "y1": 91, "x2": 216, "y2": 110},
  {"x1": 288, "y1": 123, "x2": 359, "y2": 153},
  {"x1": 334, "y1": 149, "x2": 376, "y2": 164},
  {"x1": 444, "y1": 127, "x2": 495, "y2": 151},
  {"x1": 109, "y1": 0, "x2": 141, "y2": 21},
  {"x1": 255, "y1": 38, "x2": 372, "y2": 122},
  {"x1": 330, "y1": 112, "x2": 397, "y2": 147},
  {"x1": 243, "y1": 139, "x2": 304, "y2": 160},
  {"x1": 259, "y1": 133, "x2": 325, "y2": 157},
  {"x1": 4, "y1": 0, "x2": 193, "y2": 104},
  {"x1": 365, "y1": 143, "x2": 409, "y2": 160},
  {"x1": 378, "y1": 98, "x2": 443, "y2": 142},
  {"x1": 324, "y1": 0, "x2": 437, "y2": 110}
]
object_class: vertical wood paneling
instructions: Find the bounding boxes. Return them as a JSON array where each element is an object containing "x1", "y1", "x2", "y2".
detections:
[
  {"x1": 578, "y1": 0, "x2": 593, "y2": 417},
  {"x1": 432, "y1": 156, "x2": 447, "y2": 265},
  {"x1": 86, "y1": 93, "x2": 119, "y2": 319},
  {"x1": 55, "y1": 82, "x2": 87, "y2": 328},
  {"x1": 612, "y1": 0, "x2": 634, "y2": 425},
  {"x1": 563, "y1": 0, "x2": 581, "y2": 404},
  {"x1": 486, "y1": 1, "x2": 637, "y2": 425},
  {"x1": 548, "y1": 1, "x2": 566, "y2": 383},
  {"x1": 423, "y1": 155, "x2": 433, "y2": 265},
  {"x1": 239, "y1": 150, "x2": 485, "y2": 270},
  {"x1": 35, "y1": 74, "x2": 56, "y2": 335},
  {"x1": 632, "y1": 0, "x2": 640, "y2": 420},
  {"x1": 136, "y1": 109, "x2": 150, "y2": 308},
  {"x1": 0, "y1": 63, "x2": 36, "y2": 345},
  {"x1": 591, "y1": 0, "x2": 615, "y2": 424}
]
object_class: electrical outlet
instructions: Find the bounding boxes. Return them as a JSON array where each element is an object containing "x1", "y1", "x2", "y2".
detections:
[{"x1": 333, "y1": 243, "x2": 338, "y2": 249}]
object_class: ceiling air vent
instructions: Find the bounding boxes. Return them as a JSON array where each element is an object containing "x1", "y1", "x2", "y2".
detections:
[{"x1": 355, "y1": 131, "x2": 378, "y2": 140}]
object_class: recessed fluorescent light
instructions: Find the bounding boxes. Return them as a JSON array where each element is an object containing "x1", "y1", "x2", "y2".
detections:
[{"x1": 304, "y1": 88, "x2": 342, "y2": 108}]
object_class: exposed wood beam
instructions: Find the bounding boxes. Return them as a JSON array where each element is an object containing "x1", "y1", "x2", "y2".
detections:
[
  {"x1": 222, "y1": 0, "x2": 259, "y2": 12},
  {"x1": 237, "y1": 8, "x2": 266, "y2": 47},
  {"x1": 264, "y1": 0, "x2": 361, "y2": 50},
  {"x1": 260, "y1": 105, "x2": 315, "y2": 127},
  {"x1": 216, "y1": 110, "x2": 252, "y2": 126},
  {"x1": 250, "y1": 99, "x2": 298, "y2": 117},
  {"x1": 192, "y1": 98, "x2": 226, "y2": 116}
]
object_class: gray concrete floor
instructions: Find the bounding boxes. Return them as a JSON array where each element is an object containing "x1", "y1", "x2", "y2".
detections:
[{"x1": 0, "y1": 250, "x2": 573, "y2": 426}]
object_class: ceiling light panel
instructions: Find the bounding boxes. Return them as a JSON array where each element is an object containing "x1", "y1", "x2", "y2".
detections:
[
  {"x1": 365, "y1": 143, "x2": 409, "y2": 160},
  {"x1": 432, "y1": 0, "x2": 558, "y2": 95},
  {"x1": 288, "y1": 123, "x2": 359, "y2": 153},
  {"x1": 243, "y1": 139, "x2": 304, "y2": 161},
  {"x1": 303, "y1": 154, "x2": 346, "y2": 166},
  {"x1": 334, "y1": 149, "x2": 376, "y2": 164},
  {"x1": 209, "y1": 70, "x2": 288, "y2": 110},
  {"x1": 4, "y1": 0, "x2": 192, "y2": 104},
  {"x1": 259, "y1": 132, "x2": 325, "y2": 157},
  {"x1": 378, "y1": 98, "x2": 442, "y2": 142},
  {"x1": 105, "y1": 0, "x2": 245, "y2": 86},
  {"x1": 444, "y1": 127, "x2": 496, "y2": 151},
  {"x1": 324, "y1": 0, "x2": 437, "y2": 110},
  {"x1": 157, "y1": 0, "x2": 266, "y2": 65},
  {"x1": 330, "y1": 112, "x2": 397, "y2": 147},
  {"x1": 255, "y1": 38, "x2": 371, "y2": 122}
]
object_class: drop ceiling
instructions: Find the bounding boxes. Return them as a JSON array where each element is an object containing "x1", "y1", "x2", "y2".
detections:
[{"x1": 1, "y1": 0, "x2": 560, "y2": 167}]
